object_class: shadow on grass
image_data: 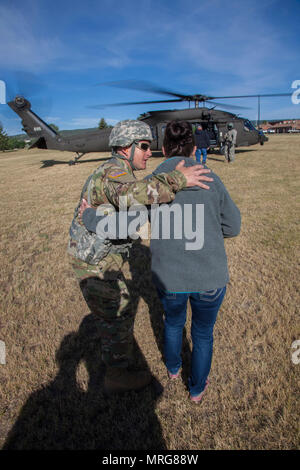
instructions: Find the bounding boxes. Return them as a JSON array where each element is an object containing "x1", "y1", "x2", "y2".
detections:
[
  {"x1": 3, "y1": 242, "x2": 192, "y2": 450},
  {"x1": 234, "y1": 148, "x2": 257, "y2": 154},
  {"x1": 3, "y1": 261, "x2": 166, "y2": 451},
  {"x1": 40, "y1": 157, "x2": 109, "y2": 168},
  {"x1": 39, "y1": 146, "x2": 256, "y2": 168}
]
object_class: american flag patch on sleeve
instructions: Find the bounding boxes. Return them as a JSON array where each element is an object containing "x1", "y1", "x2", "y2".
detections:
[{"x1": 108, "y1": 171, "x2": 128, "y2": 179}]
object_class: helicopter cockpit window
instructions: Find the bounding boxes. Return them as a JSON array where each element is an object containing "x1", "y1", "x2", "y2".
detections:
[{"x1": 244, "y1": 120, "x2": 256, "y2": 132}]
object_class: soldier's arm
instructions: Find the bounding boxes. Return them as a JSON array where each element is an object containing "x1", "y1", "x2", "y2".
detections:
[
  {"x1": 100, "y1": 164, "x2": 213, "y2": 208},
  {"x1": 233, "y1": 130, "x2": 237, "y2": 145},
  {"x1": 103, "y1": 170, "x2": 184, "y2": 207}
]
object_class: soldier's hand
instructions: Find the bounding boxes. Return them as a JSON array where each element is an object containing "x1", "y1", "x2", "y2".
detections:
[
  {"x1": 79, "y1": 198, "x2": 92, "y2": 220},
  {"x1": 175, "y1": 160, "x2": 213, "y2": 190}
]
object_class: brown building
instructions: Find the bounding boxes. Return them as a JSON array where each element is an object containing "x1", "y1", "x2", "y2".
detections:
[{"x1": 261, "y1": 119, "x2": 300, "y2": 133}]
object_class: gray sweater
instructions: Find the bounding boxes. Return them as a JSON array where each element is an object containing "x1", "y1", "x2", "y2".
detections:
[
  {"x1": 149, "y1": 157, "x2": 241, "y2": 292},
  {"x1": 82, "y1": 157, "x2": 241, "y2": 293}
]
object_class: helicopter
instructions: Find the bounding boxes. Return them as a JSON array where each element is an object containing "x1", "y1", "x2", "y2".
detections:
[{"x1": 7, "y1": 81, "x2": 292, "y2": 165}]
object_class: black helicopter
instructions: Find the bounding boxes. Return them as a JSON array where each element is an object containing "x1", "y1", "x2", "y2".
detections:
[{"x1": 7, "y1": 81, "x2": 291, "y2": 164}]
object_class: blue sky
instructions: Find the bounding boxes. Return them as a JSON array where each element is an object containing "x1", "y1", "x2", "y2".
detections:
[{"x1": 0, "y1": 0, "x2": 299, "y2": 135}]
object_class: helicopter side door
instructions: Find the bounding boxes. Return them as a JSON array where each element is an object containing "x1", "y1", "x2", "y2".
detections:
[
  {"x1": 149, "y1": 124, "x2": 159, "y2": 150},
  {"x1": 156, "y1": 122, "x2": 167, "y2": 150}
]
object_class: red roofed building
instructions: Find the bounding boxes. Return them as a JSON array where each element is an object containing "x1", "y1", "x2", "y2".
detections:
[{"x1": 260, "y1": 119, "x2": 300, "y2": 133}]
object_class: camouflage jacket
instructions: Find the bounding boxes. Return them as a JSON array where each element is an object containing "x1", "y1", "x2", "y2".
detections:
[
  {"x1": 224, "y1": 129, "x2": 237, "y2": 145},
  {"x1": 67, "y1": 153, "x2": 187, "y2": 265}
]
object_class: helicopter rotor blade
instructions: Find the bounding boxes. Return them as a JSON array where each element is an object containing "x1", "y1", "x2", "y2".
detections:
[
  {"x1": 4, "y1": 71, "x2": 47, "y2": 102},
  {"x1": 87, "y1": 98, "x2": 184, "y2": 109},
  {"x1": 93, "y1": 80, "x2": 292, "y2": 109},
  {"x1": 211, "y1": 93, "x2": 293, "y2": 99},
  {"x1": 3, "y1": 71, "x2": 51, "y2": 121},
  {"x1": 15, "y1": 71, "x2": 47, "y2": 98},
  {"x1": 97, "y1": 80, "x2": 189, "y2": 100},
  {"x1": 205, "y1": 100, "x2": 251, "y2": 110}
]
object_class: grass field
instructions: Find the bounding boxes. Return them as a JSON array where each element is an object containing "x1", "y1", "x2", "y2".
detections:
[{"x1": 0, "y1": 134, "x2": 299, "y2": 450}]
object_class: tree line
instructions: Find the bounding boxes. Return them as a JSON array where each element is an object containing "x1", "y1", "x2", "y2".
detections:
[{"x1": 0, "y1": 124, "x2": 26, "y2": 151}]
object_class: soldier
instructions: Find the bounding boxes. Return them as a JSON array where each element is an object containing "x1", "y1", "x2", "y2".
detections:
[
  {"x1": 67, "y1": 119, "x2": 213, "y2": 395},
  {"x1": 224, "y1": 122, "x2": 237, "y2": 163}
]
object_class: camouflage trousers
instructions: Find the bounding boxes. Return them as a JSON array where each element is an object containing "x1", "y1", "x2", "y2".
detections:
[
  {"x1": 70, "y1": 254, "x2": 134, "y2": 369},
  {"x1": 224, "y1": 143, "x2": 235, "y2": 162}
]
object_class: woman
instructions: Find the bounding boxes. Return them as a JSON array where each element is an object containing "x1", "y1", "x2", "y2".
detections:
[{"x1": 149, "y1": 120, "x2": 241, "y2": 402}]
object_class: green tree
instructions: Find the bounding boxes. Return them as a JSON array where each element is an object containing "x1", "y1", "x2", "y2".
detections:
[
  {"x1": 98, "y1": 118, "x2": 109, "y2": 129},
  {"x1": 0, "y1": 123, "x2": 10, "y2": 151},
  {"x1": 8, "y1": 137, "x2": 26, "y2": 149},
  {"x1": 49, "y1": 123, "x2": 59, "y2": 132}
]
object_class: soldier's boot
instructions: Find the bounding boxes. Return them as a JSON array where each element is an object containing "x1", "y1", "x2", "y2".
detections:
[{"x1": 104, "y1": 367, "x2": 152, "y2": 394}]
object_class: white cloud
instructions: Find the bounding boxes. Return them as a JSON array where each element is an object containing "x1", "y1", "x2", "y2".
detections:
[
  {"x1": 1, "y1": 0, "x2": 297, "y2": 85},
  {"x1": 0, "y1": 0, "x2": 299, "y2": 127},
  {"x1": 0, "y1": 4, "x2": 66, "y2": 70},
  {"x1": 45, "y1": 116, "x2": 61, "y2": 122},
  {"x1": 69, "y1": 117, "x2": 100, "y2": 127},
  {"x1": 61, "y1": 116, "x2": 118, "y2": 129}
]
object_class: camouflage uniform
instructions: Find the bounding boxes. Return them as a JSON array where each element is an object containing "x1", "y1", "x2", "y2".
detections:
[
  {"x1": 224, "y1": 127, "x2": 237, "y2": 162},
  {"x1": 68, "y1": 152, "x2": 187, "y2": 369}
]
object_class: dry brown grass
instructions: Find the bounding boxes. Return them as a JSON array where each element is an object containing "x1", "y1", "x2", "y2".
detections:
[{"x1": 0, "y1": 135, "x2": 299, "y2": 450}]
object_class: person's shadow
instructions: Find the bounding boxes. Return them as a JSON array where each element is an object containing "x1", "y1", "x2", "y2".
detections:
[{"x1": 3, "y1": 263, "x2": 168, "y2": 450}]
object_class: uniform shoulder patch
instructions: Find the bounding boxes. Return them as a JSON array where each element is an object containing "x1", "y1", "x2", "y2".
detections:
[{"x1": 108, "y1": 171, "x2": 129, "y2": 179}]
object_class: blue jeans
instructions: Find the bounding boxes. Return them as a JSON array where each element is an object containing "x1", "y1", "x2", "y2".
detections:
[
  {"x1": 195, "y1": 148, "x2": 207, "y2": 164},
  {"x1": 157, "y1": 287, "x2": 226, "y2": 397}
]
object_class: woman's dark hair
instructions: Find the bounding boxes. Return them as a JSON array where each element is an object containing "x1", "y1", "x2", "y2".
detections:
[{"x1": 163, "y1": 120, "x2": 195, "y2": 158}]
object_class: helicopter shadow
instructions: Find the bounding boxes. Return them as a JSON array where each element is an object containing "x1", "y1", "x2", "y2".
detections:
[
  {"x1": 40, "y1": 157, "x2": 109, "y2": 168},
  {"x1": 3, "y1": 266, "x2": 166, "y2": 451},
  {"x1": 206, "y1": 148, "x2": 257, "y2": 163},
  {"x1": 206, "y1": 156, "x2": 226, "y2": 163},
  {"x1": 234, "y1": 148, "x2": 257, "y2": 154}
]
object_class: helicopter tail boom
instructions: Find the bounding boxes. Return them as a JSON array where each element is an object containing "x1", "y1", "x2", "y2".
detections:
[{"x1": 7, "y1": 96, "x2": 60, "y2": 147}]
